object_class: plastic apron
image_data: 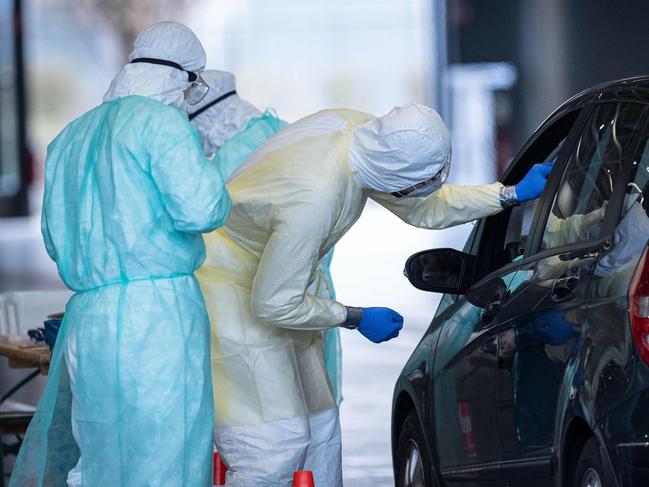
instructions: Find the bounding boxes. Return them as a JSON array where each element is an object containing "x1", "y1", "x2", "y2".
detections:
[
  {"x1": 197, "y1": 108, "x2": 504, "y2": 486},
  {"x1": 10, "y1": 95, "x2": 231, "y2": 487},
  {"x1": 215, "y1": 111, "x2": 343, "y2": 404}
]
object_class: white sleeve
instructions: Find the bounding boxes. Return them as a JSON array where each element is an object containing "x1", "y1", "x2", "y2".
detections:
[
  {"x1": 369, "y1": 183, "x2": 504, "y2": 229},
  {"x1": 541, "y1": 206, "x2": 606, "y2": 249},
  {"x1": 250, "y1": 231, "x2": 347, "y2": 330}
]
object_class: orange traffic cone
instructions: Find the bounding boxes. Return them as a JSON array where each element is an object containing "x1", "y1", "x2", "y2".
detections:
[
  {"x1": 292, "y1": 470, "x2": 315, "y2": 487},
  {"x1": 214, "y1": 452, "x2": 228, "y2": 485}
]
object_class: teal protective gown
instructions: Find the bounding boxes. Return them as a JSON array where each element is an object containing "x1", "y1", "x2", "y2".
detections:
[
  {"x1": 214, "y1": 111, "x2": 287, "y2": 181},
  {"x1": 10, "y1": 95, "x2": 231, "y2": 487},
  {"x1": 213, "y1": 111, "x2": 343, "y2": 404}
]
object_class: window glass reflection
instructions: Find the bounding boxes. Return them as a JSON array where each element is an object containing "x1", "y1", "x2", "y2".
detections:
[{"x1": 541, "y1": 103, "x2": 649, "y2": 251}]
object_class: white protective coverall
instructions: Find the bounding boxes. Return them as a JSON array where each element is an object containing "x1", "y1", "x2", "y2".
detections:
[{"x1": 196, "y1": 106, "x2": 505, "y2": 486}]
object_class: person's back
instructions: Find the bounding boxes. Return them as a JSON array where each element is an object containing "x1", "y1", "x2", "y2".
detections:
[
  {"x1": 221, "y1": 109, "x2": 371, "y2": 247},
  {"x1": 198, "y1": 108, "x2": 377, "y2": 486},
  {"x1": 188, "y1": 70, "x2": 352, "y2": 410},
  {"x1": 11, "y1": 22, "x2": 231, "y2": 487},
  {"x1": 43, "y1": 95, "x2": 221, "y2": 290}
]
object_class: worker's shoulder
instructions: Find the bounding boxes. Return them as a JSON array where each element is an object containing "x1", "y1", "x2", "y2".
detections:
[
  {"x1": 301, "y1": 108, "x2": 374, "y2": 125},
  {"x1": 48, "y1": 97, "x2": 189, "y2": 155},
  {"x1": 47, "y1": 103, "x2": 109, "y2": 151},
  {"x1": 62, "y1": 96, "x2": 185, "y2": 132},
  {"x1": 111, "y1": 95, "x2": 186, "y2": 122},
  {"x1": 113, "y1": 96, "x2": 195, "y2": 146}
]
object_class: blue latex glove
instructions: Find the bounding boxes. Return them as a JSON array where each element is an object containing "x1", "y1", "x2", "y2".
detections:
[
  {"x1": 532, "y1": 311, "x2": 577, "y2": 346},
  {"x1": 515, "y1": 162, "x2": 553, "y2": 203},
  {"x1": 358, "y1": 307, "x2": 404, "y2": 343}
]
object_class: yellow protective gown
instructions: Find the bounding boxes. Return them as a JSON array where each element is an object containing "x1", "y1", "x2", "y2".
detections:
[{"x1": 196, "y1": 108, "x2": 504, "y2": 486}]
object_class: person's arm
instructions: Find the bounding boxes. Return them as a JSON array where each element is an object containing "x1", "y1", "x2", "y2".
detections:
[
  {"x1": 368, "y1": 162, "x2": 553, "y2": 230},
  {"x1": 542, "y1": 206, "x2": 606, "y2": 249},
  {"x1": 149, "y1": 114, "x2": 231, "y2": 233},
  {"x1": 40, "y1": 141, "x2": 58, "y2": 262},
  {"x1": 250, "y1": 230, "x2": 347, "y2": 329},
  {"x1": 369, "y1": 182, "x2": 504, "y2": 229},
  {"x1": 40, "y1": 205, "x2": 57, "y2": 262}
]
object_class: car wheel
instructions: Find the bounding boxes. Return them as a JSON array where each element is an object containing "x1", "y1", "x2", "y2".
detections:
[
  {"x1": 395, "y1": 411, "x2": 434, "y2": 487},
  {"x1": 572, "y1": 435, "x2": 610, "y2": 487}
]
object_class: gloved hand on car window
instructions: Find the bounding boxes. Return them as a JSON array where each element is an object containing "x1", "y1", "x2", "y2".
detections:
[
  {"x1": 358, "y1": 307, "x2": 404, "y2": 343},
  {"x1": 515, "y1": 162, "x2": 553, "y2": 203}
]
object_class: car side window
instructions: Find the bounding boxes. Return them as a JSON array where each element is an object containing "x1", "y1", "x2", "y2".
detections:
[
  {"x1": 539, "y1": 103, "x2": 648, "y2": 251},
  {"x1": 474, "y1": 111, "x2": 580, "y2": 279},
  {"x1": 596, "y1": 119, "x2": 649, "y2": 277},
  {"x1": 502, "y1": 140, "x2": 565, "y2": 262},
  {"x1": 626, "y1": 116, "x2": 649, "y2": 200}
]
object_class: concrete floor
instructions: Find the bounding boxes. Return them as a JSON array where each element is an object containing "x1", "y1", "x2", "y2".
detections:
[
  {"x1": 332, "y1": 203, "x2": 471, "y2": 486},
  {"x1": 340, "y1": 326, "x2": 428, "y2": 486}
]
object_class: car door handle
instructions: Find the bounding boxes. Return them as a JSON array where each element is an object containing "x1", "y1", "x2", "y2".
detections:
[{"x1": 550, "y1": 273, "x2": 580, "y2": 301}]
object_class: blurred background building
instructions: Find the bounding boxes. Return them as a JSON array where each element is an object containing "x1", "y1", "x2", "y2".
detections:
[{"x1": 2, "y1": 0, "x2": 649, "y2": 484}]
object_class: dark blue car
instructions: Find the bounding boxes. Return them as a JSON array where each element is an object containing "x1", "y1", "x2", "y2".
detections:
[{"x1": 393, "y1": 76, "x2": 649, "y2": 487}]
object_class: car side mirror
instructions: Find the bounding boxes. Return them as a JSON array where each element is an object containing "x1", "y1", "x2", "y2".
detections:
[{"x1": 404, "y1": 248, "x2": 477, "y2": 294}]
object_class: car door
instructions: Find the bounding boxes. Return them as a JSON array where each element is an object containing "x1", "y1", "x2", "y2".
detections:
[
  {"x1": 433, "y1": 107, "x2": 585, "y2": 485},
  {"x1": 431, "y1": 269, "x2": 513, "y2": 486},
  {"x1": 494, "y1": 102, "x2": 649, "y2": 485}
]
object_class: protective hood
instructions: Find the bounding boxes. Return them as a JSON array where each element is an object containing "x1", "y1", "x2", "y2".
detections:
[
  {"x1": 348, "y1": 103, "x2": 452, "y2": 194},
  {"x1": 188, "y1": 70, "x2": 261, "y2": 157},
  {"x1": 104, "y1": 21, "x2": 206, "y2": 108}
]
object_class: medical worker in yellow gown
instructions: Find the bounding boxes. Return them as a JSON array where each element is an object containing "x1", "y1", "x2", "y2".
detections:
[
  {"x1": 196, "y1": 103, "x2": 551, "y2": 486},
  {"x1": 187, "y1": 70, "x2": 345, "y2": 405}
]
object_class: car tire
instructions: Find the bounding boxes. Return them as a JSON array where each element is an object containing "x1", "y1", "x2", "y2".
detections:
[
  {"x1": 395, "y1": 411, "x2": 435, "y2": 487},
  {"x1": 572, "y1": 435, "x2": 612, "y2": 487}
]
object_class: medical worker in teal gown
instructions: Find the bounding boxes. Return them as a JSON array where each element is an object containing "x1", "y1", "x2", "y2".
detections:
[
  {"x1": 9, "y1": 22, "x2": 231, "y2": 487},
  {"x1": 188, "y1": 70, "x2": 343, "y2": 404}
]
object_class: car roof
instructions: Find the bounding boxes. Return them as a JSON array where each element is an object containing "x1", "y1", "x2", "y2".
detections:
[
  {"x1": 501, "y1": 76, "x2": 649, "y2": 184},
  {"x1": 551, "y1": 75, "x2": 649, "y2": 117}
]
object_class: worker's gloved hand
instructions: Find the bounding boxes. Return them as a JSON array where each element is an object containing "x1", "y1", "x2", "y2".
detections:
[
  {"x1": 515, "y1": 162, "x2": 553, "y2": 203},
  {"x1": 358, "y1": 307, "x2": 404, "y2": 343}
]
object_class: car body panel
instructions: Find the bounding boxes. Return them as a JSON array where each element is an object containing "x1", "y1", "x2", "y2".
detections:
[{"x1": 393, "y1": 76, "x2": 649, "y2": 486}]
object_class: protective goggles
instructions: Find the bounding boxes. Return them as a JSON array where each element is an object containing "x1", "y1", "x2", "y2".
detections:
[
  {"x1": 130, "y1": 57, "x2": 209, "y2": 105},
  {"x1": 391, "y1": 158, "x2": 451, "y2": 198},
  {"x1": 185, "y1": 76, "x2": 210, "y2": 105},
  {"x1": 188, "y1": 90, "x2": 238, "y2": 121}
]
